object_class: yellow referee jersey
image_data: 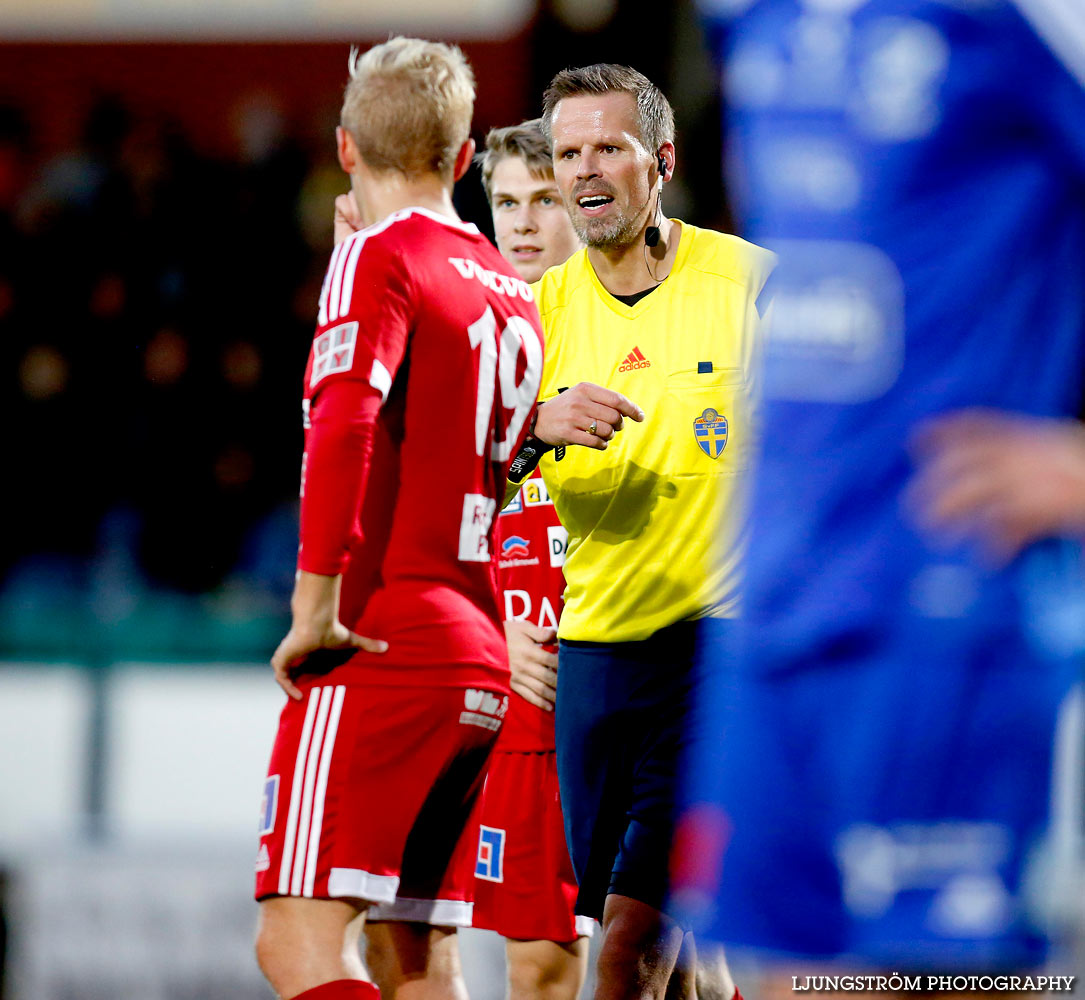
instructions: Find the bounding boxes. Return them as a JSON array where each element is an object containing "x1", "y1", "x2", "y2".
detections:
[{"x1": 533, "y1": 221, "x2": 774, "y2": 643}]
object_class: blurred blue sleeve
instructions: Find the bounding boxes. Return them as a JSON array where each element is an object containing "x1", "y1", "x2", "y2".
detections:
[{"x1": 1012, "y1": 0, "x2": 1085, "y2": 174}]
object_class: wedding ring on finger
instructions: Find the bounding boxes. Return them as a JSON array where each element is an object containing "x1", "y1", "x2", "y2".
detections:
[{"x1": 588, "y1": 420, "x2": 598, "y2": 436}]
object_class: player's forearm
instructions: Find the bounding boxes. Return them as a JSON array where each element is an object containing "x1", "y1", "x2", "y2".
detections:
[
  {"x1": 298, "y1": 380, "x2": 382, "y2": 575},
  {"x1": 289, "y1": 571, "x2": 342, "y2": 635}
]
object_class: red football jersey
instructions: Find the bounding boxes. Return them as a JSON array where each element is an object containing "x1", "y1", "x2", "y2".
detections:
[
  {"x1": 495, "y1": 471, "x2": 567, "y2": 751},
  {"x1": 298, "y1": 207, "x2": 545, "y2": 689}
]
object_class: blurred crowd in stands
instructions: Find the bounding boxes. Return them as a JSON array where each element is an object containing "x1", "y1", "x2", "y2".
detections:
[{"x1": 0, "y1": 95, "x2": 346, "y2": 652}]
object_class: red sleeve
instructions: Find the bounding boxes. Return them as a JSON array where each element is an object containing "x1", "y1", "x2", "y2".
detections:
[
  {"x1": 298, "y1": 380, "x2": 383, "y2": 576},
  {"x1": 298, "y1": 223, "x2": 417, "y2": 576},
  {"x1": 308, "y1": 227, "x2": 414, "y2": 399}
]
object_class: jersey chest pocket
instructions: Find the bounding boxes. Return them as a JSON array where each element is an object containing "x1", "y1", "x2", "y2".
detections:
[{"x1": 663, "y1": 366, "x2": 748, "y2": 474}]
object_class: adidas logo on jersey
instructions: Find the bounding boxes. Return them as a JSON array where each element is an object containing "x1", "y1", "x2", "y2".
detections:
[{"x1": 619, "y1": 347, "x2": 651, "y2": 371}]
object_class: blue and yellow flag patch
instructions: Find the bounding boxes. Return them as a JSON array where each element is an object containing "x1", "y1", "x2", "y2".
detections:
[{"x1": 694, "y1": 408, "x2": 728, "y2": 458}]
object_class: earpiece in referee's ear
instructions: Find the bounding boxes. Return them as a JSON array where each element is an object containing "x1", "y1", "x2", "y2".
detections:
[{"x1": 645, "y1": 152, "x2": 667, "y2": 248}]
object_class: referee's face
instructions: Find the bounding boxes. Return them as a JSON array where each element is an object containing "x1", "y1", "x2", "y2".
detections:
[{"x1": 550, "y1": 91, "x2": 656, "y2": 250}]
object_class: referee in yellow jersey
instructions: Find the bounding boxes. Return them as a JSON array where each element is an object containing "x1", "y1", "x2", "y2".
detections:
[{"x1": 515, "y1": 65, "x2": 774, "y2": 1000}]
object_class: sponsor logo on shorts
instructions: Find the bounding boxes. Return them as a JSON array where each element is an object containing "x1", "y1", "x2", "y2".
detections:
[
  {"x1": 836, "y1": 821, "x2": 1013, "y2": 932},
  {"x1": 460, "y1": 689, "x2": 508, "y2": 731},
  {"x1": 475, "y1": 825, "x2": 506, "y2": 882},
  {"x1": 259, "y1": 775, "x2": 279, "y2": 836},
  {"x1": 255, "y1": 843, "x2": 271, "y2": 873}
]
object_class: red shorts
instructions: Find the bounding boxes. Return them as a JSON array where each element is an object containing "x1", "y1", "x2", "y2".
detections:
[
  {"x1": 471, "y1": 749, "x2": 594, "y2": 943},
  {"x1": 255, "y1": 680, "x2": 505, "y2": 926}
]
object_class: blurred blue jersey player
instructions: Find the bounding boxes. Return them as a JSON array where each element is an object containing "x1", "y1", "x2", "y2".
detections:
[{"x1": 678, "y1": 0, "x2": 1085, "y2": 972}]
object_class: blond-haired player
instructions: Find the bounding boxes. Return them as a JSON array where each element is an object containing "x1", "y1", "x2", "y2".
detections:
[{"x1": 254, "y1": 38, "x2": 546, "y2": 1000}]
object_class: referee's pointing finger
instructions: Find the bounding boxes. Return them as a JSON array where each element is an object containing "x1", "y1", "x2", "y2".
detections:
[
  {"x1": 581, "y1": 382, "x2": 645, "y2": 422},
  {"x1": 532, "y1": 381, "x2": 644, "y2": 449}
]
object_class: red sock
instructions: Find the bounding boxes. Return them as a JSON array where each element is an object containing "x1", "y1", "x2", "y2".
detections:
[
  {"x1": 733, "y1": 989, "x2": 744, "y2": 1000},
  {"x1": 289, "y1": 981, "x2": 380, "y2": 1000}
]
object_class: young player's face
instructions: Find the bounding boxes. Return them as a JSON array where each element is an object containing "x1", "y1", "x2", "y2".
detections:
[
  {"x1": 490, "y1": 156, "x2": 581, "y2": 283},
  {"x1": 550, "y1": 91, "x2": 657, "y2": 250}
]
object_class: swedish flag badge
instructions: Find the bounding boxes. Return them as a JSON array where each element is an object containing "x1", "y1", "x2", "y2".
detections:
[{"x1": 694, "y1": 408, "x2": 728, "y2": 458}]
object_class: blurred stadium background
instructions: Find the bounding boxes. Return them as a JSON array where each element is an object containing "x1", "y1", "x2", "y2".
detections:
[{"x1": 0, "y1": 1, "x2": 729, "y2": 997}]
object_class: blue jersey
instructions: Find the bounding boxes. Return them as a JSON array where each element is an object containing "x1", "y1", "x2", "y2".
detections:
[{"x1": 704, "y1": 0, "x2": 1085, "y2": 667}]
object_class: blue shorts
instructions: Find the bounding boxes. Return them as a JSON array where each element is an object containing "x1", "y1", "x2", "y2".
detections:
[
  {"x1": 557, "y1": 620, "x2": 728, "y2": 920},
  {"x1": 681, "y1": 617, "x2": 1075, "y2": 969}
]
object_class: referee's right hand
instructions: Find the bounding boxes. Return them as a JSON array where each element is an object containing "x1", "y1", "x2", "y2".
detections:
[{"x1": 533, "y1": 381, "x2": 644, "y2": 451}]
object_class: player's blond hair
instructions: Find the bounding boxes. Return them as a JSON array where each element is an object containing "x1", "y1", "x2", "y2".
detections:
[
  {"x1": 341, "y1": 37, "x2": 476, "y2": 181},
  {"x1": 475, "y1": 118, "x2": 554, "y2": 205}
]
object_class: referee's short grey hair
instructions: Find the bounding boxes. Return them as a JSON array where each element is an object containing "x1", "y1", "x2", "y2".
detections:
[
  {"x1": 541, "y1": 64, "x2": 674, "y2": 155},
  {"x1": 475, "y1": 119, "x2": 554, "y2": 205},
  {"x1": 341, "y1": 36, "x2": 475, "y2": 180}
]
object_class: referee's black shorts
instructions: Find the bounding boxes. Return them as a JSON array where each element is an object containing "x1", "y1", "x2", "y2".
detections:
[{"x1": 555, "y1": 618, "x2": 730, "y2": 921}]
